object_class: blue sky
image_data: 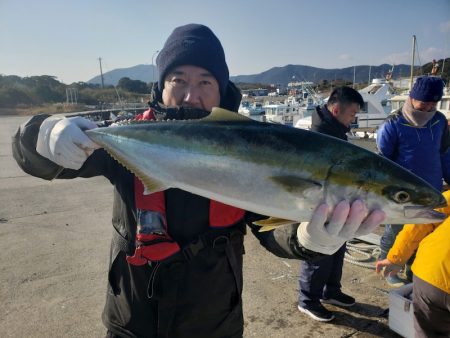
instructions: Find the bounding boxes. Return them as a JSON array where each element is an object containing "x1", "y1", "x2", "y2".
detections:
[{"x1": 1, "y1": 0, "x2": 450, "y2": 84}]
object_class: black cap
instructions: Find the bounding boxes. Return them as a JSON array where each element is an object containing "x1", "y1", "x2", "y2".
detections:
[{"x1": 156, "y1": 24, "x2": 229, "y2": 98}]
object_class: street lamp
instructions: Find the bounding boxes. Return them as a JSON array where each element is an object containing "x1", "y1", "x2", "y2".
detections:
[{"x1": 151, "y1": 50, "x2": 159, "y2": 87}]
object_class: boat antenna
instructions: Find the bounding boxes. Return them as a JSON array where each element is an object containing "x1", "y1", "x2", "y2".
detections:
[
  {"x1": 415, "y1": 38, "x2": 423, "y2": 75},
  {"x1": 409, "y1": 35, "x2": 416, "y2": 90},
  {"x1": 385, "y1": 65, "x2": 394, "y2": 82},
  {"x1": 431, "y1": 59, "x2": 440, "y2": 75}
]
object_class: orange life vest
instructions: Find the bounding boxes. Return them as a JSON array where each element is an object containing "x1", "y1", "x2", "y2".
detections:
[{"x1": 126, "y1": 176, "x2": 245, "y2": 265}]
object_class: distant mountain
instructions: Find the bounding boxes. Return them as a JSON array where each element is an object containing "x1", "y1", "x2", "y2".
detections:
[
  {"x1": 230, "y1": 64, "x2": 415, "y2": 85},
  {"x1": 86, "y1": 63, "x2": 421, "y2": 86},
  {"x1": 87, "y1": 64, "x2": 157, "y2": 86}
]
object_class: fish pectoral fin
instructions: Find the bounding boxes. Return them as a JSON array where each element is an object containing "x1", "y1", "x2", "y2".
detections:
[
  {"x1": 104, "y1": 148, "x2": 169, "y2": 194},
  {"x1": 258, "y1": 225, "x2": 280, "y2": 232},
  {"x1": 140, "y1": 176, "x2": 168, "y2": 195},
  {"x1": 253, "y1": 217, "x2": 298, "y2": 232},
  {"x1": 201, "y1": 107, "x2": 253, "y2": 122},
  {"x1": 270, "y1": 175, "x2": 322, "y2": 194}
]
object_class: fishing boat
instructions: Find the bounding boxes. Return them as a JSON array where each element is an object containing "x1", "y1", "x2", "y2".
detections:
[
  {"x1": 263, "y1": 96, "x2": 304, "y2": 126},
  {"x1": 294, "y1": 77, "x2": 395, "y2": 132},
  {"x1": 238, "y1": 101, "x2": 266, "y2": 122},
  {"x1": 354, "y1": 78, "x2": 396, "y2": 129}
]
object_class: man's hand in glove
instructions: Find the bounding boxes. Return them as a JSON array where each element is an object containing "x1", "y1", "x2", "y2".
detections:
[
  {"x1": 36, "y1": 116, "x2": 100, "y2": 170},
  {"x1": 297, "y1": 200, "x2": 386, "y2": 255}
]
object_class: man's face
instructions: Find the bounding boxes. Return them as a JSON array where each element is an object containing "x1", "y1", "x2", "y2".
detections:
[
  {"x1": 162, "y1": 65, "x2": 221, "y2": 112},
  {"x1": 411, "y1": 98, "x2": 437, "y2": 112},
  {"x1": 330, "y1": 102, "x2": 360, "y2": 127}
]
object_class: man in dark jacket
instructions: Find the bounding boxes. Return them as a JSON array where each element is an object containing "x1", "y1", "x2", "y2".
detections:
[
  {"x1": 298, "y1": 87, "x2": 365, "y2": 322},
  {"x1": 12, "y1": 25, "x2": 385, "y2": 338}
]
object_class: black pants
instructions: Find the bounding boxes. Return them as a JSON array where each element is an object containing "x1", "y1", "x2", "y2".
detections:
[
  {"x1": 298, "y1": 243, "x2": 346, "y2": 306},
  {"x1": 104, "y1": 230, "x2": 245, "y2": 338},
  {"x1": 106, "y1": 331, "x2": 120, "y2": 338},
  {"x1": 413, "y1": 275, "x2": 450, "y2": 338}
]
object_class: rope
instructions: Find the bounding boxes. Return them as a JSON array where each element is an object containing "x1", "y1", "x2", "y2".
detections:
[{"x1": 344, "y1": 239, "x2": 381, "y2": 269}]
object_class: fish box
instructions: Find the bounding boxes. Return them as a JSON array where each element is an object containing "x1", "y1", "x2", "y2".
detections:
[{"x1": 388, "y1": 283, "x2": 414, "y2": 338}]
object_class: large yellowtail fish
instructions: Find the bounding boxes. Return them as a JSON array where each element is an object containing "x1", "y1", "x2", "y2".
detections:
[{"x1": 86, "y1": 108, "x2": 446, "y2": 227}]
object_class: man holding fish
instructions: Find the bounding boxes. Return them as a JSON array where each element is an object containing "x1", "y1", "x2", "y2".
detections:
[{"x1": 12, "y1": 24, "x2": 444, "y2": 338}]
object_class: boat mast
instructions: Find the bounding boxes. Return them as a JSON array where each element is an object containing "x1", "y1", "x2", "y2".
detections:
[
  {"x1": 409, "y1": 35, "x2": 416, "y2": 90},
  {"x1": 353, "y1": 66, "x2": 356, "y2": 88}
]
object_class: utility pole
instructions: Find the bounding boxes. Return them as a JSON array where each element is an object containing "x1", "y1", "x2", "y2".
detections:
[
  {"x1": 98, "y1": 57, "x2": 105, "y2": 89},
  {"x1": 151, "y1": 50, "x2": 159, "y2": 91}
]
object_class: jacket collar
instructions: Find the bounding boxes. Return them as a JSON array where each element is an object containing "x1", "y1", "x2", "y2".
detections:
[
  {"x1": 147, "y1": 80, "x2": 242, "y2": 121},
  {"x1": 312, "y1": 105, "x2": 350, "y2": 134}
]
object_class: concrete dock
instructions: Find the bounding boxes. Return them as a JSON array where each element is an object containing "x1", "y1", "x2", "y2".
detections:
[{"x1": 0, "y1": 115, "x2": 401, "y2": 337}]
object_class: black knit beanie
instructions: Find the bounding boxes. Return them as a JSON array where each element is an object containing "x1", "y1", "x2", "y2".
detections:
[{"x1": 156, "y1": 24, "x2": 229, "y2": 98}]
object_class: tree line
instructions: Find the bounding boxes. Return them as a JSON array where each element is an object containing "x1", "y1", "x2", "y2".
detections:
[
  {"x1": 2, "y1": 59, "x2": 448, "y2": 109},
  {"x1": 0, "y1": 75, "x2": 154, "y2": 108},
  {"x1": 0, "y1": 75, "x2": 281, "y2": 109}
]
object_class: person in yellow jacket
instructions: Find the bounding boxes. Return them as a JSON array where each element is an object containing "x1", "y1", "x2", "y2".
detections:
[{"x1": 376, "y1": 190, "x2": 450, "y2": 337}]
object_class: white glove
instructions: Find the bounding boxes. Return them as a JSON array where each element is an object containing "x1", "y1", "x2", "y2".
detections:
[
  {"x1": 36, "y1": 116, "x2": 100, "y2": 170},
  {"x1": 297, "y1": 200, "x2": 386, "y2": 255}
]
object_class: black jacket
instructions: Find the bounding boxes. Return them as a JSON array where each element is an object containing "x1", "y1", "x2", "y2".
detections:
[
  {"x1": 311, "y1": 105, "x2": 350, "y2": 141},
  {"x1": 12, "y1": 81, "x2": 321, "y2": 338}
]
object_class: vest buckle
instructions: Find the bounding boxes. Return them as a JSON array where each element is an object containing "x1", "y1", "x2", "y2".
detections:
[
  {"x1": 212, "y1": 235, "x2": 230, "y2": 251},
  {"x1": 182, "y1": 238, "x2": 205, "y2": 260}
]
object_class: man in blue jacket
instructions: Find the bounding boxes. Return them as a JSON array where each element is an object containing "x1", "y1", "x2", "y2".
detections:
[{"x1": 376, "y1": 76, "x2": 450, "y2": 286}]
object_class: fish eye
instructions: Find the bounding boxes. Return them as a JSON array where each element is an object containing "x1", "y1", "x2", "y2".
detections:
[{"x1": 393, "y1": 191, "x2": 410, "y2": 203}]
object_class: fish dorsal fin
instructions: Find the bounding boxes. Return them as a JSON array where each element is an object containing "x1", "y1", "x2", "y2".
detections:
[
  {"x1": 253, "y1": 217, "x2": 297, "y2": 232},
  {"x1": 201, "y1": 107, "x2": 253, "y2": 122},
  {"x1": 270, "y1": 175, "x2": 322, "y2": 194}
]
